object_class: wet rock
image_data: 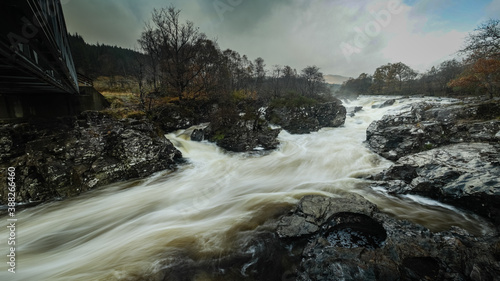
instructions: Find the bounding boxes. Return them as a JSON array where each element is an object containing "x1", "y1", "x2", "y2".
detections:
[
  {"x1": 284, "y1": 195, "x2": 500, "y2": 281},
  {"x1": 157, "y1": 231, "x2": 294, "y2": 281},
  {"x1": 348, "y1": 106, "x2": 364, "y2": 117},
  {"x1": 366, "y1": 100, "x2": 500, "y2": 160},
  {"x1": 202, "y1": 118, "x2": 281, "y2": 153},
  {"x1": 153, "y1": 101, "x2": 214, "y2": 133},
  {"x1": 323, "y1": 213, "x2": 387, "y2": 249},
  {"x1": 371, "y1": 99, "x2": 396, "y2": 108},
  {"x1": 276, "y1": 194, "x2": 378, "y2": 238},
  {"x1": 190, "y1": 128, "x2": 204, "y2": 142},
  {"x1": 156, "y1": 194, "x2": 500, "y2": 281},
  {"x1": 379, "y1": 142, "x2": 500, "y2": 225},
  {"x1": 267, "y1": 99, "x2": 346, "y2": 134},
  {"x1": 0, "y1": 111, "x2": 182, "y2": 205}
]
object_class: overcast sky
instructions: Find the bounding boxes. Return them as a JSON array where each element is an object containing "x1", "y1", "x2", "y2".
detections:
[{"x1": 61, "y1": 0, "x2": 500, "y2": 78}]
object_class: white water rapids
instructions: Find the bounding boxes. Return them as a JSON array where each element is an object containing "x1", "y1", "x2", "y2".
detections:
[{"x1": 0, "y1": 96, "x2": 492, "y2": 280}]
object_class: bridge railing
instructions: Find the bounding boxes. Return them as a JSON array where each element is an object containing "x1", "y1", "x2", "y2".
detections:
[{"x1": 77, "y1": 73, "x2": 94, "y2": 87}]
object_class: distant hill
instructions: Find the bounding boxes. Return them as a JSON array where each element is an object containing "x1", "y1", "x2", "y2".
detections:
[{"x1": 324, "y1": 74, "x2": 350, "y2": 85}]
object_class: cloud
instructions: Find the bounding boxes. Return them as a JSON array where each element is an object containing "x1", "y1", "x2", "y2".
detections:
[
  {"x1": 377, "y1": 1, "x2": 468, "y2": 72},
  {"x1": 486, "y1": 0, "x2": 500, "y2": 18},
  {"x1": 61, "y1": 0, "x2": 490, "y2": 77},
  {"x1": 62, "y1": 0, "x2": 144, "y2": 48}
]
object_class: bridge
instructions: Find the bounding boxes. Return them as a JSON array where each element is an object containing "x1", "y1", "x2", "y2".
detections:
[{"x1": 0, "y1": 0, "x2": 107, "y2": 120}]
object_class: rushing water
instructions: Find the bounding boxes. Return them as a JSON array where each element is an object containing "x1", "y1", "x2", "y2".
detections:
[{"x1": 0, "y1": 96, "x2": 493, "y2": 280}]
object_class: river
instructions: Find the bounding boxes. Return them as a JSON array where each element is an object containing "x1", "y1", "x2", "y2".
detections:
[{"x1": 0, "y1": 96, "x2": 491, "y2": 280}]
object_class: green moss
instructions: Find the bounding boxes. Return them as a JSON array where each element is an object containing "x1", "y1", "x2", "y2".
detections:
[
  {"x1": 423, "y1": 143, "x2": 434, "y2": 150},
  {"x1": 213, "y1": 134, "x2": 225, "y2": 141}
]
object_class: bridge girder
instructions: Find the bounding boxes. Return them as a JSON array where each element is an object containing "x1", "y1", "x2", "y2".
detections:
[{"x1": 0, "y1": 0, "x2": 79, "y2": 95}]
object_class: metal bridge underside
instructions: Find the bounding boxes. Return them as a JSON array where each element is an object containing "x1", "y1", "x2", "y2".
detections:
[{"x1": 0, "y1": 0, "x2": 79, "y2": 95}]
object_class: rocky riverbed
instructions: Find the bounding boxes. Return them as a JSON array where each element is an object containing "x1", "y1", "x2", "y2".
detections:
[
  {"x1": 0, "y1": 111, "x2": 182, "y2": 205},
  {"x1": 0, "y1": 98, "x2": 347, "y2": 204},
  {"x1": 156, "y1": 97, "x2": 500, "y2": 281},
  {"x1": 2, "y1": 96, "x2": 500, "y2": 281},
  {"x1": 366, "y1": 98, "x2": 500, "y2": 227},
  {"x1": 155, "y1": 194, "x2": 500, "y2": 280}
]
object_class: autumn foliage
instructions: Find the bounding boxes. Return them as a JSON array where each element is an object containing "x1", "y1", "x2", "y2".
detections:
[
  {"x1": 448, "y1": 58, "x2": 500, "y2": 98},
  {"x1": 448, "y1": 19, "x2": 500, "y2": 98}
]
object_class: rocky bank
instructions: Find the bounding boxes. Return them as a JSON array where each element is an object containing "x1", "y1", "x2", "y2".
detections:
[
  {"x1": 156, "y1": 194, "x2": 500, "y2": 281},
  {"x1": 0, "y1": 111, "x2": 182, "y2": 205},
  {"x1": 367, "y1": 98, "x2": 500, "y2": 227},
  {"x1": 366, "y1": 99, "x2": 500, "y2": 160}
]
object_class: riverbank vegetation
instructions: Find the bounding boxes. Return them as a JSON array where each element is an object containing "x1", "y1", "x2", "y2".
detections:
[
  {"x1": 69, "y1": 6, "x2": 334, "y2": 126},
  {"x1": 68, "y1": 6, "x2": 498, "y2": 123},
  {"x1": 339, "y1": 19, "x2": 500, "y2": 99}
]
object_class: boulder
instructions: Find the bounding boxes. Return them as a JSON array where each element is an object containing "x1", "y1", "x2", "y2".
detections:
[
  {"x1": 190, "y1": 128, "x2": 204, "y2": 142},
  {"x1": 0, "y1": 111, "x2": 182, "y2": 205},
  {"x1": 155, "y1": 194, "x2": 500, "y2": 281},
  {"x1": 276, "y1": 194, "x2": 378, "y2": 238},
  {"x1": 371, "y1": 99, "x2": 396, "y2": 108},
  {"x1": 366, "y1": 100, "x2": 500, "y2": 160},
  {"x1": 278, "y1": 195, "x2": 500, "y2": 281},
  {"x1": 379, "y1": 142, "x2": 500, "y2": 225},
  {"x1": 267, "y1": 100, "x2": 347, "y2": 134},
  {"x1": 153, "y1": 101, "x2": 214, "y2": 133},
  {"x1": 348, "y1": 106, "x2": 364, "y2": 117},
  {"x1": 202, "y1": 118, "x2": 281, "y2": 152}
]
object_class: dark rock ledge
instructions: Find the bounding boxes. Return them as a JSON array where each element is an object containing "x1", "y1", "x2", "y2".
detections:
[
  {"x1": 266, "y1": 100, "x2": 347, "y2": 134},
  {"x1": 156, "y1": 194, "x2": 500, "y2": 281},
  {"x1": 189, "y1": 99, "x2": 347, "y2": 152},
  {"x1": 366, "y1": 99, "x2": 500, "y2": 227},
  {"x1": 201, "y1": 118, "x2": 281, "y2": 153},
  {"x1": 375, "y1": 143, "x2": 500, "y2": 225},
  {"x1": 366, "y1": 100, "x2": 500, "y2": 161},
  {"x1": 0, "y1": 111, "x2": 182, "y2": 205}
]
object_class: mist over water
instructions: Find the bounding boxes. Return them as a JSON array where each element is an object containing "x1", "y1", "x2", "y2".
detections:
[{"x1": 1, "y1": 96, "x2": 492, "y2": 281}]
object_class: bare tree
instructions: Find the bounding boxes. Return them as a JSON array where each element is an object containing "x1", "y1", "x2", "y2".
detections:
[
  {"x1": 138, "y1": 25, "x2": 161, "y2": 92},
  {"x1": 253, "y1": 57, "x2": 266, "y2": 90},
  {"x1": 460, "y1": 19, "x2": 500, "y2": 61},
  {"x1": 271, "y1": 65, "x2": 282, "y2": 98},
  {"x1": 140, "y1": 6, "x2": 216, "y2": 101}
]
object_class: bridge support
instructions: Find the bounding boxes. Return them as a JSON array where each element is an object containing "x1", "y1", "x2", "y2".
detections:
[{"x1": 0, "y1": 89, "x2": 109, "y2": 121}]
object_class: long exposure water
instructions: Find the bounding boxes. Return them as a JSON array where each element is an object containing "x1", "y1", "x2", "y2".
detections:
[{"x1": 0, "y1": 96, "x2": 492, "y2": 280}]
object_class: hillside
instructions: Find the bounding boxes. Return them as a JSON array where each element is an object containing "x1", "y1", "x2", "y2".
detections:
[
  {"x1": 68, "y1": 33, "x2": 143, "y2": 78},
  {"x1": 324, "y1": 74, "x2": 350, "y2": 85}
]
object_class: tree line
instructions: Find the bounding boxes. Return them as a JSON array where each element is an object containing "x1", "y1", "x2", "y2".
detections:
[
  {"x1": 339, "y1": 19, "x2": 500, "y2": 98},
  {"x1": 135, "y1": 6, "x2": 333, "y2": 112},
  {"x1": 68, "y1": 33, "x2": 141, "y2": 78}
]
